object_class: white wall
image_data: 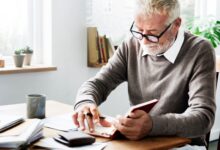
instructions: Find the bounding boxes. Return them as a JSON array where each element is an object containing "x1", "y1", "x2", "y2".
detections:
[
  {"x1": 50, "y1": 0, "x2": 130, "y2": 116},
  {"x1": 0, "y1": 0, "x2": 219, "y2": 141}
]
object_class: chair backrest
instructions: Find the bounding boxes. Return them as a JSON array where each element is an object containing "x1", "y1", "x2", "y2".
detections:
[
  {"x1": 205, "y1": 72, "x2": 219, "y2": 149},
  {"x1": 206, "y1": 132, "x2": 211, "y2": 149},
  {"x1": 218, "y1": 133, "x2": 220, "y2": 150}
]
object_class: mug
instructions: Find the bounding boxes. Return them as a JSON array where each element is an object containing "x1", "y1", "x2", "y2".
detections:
[{"x1": 26, "y1": 94, "x2": 46, "y2": 119}]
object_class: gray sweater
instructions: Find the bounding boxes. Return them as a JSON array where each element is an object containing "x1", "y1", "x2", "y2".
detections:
[{"x1": 75, "y1": 32, "x2": 216, "y2": 146}]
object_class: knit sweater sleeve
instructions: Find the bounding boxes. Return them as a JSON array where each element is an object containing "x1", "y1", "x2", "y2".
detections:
[
  {"x1": 74, "y1": 42, "x2": 128, "y2": 109},
  {"x1": 149, "y1": 41, "x2": 216, "y2": 138}
]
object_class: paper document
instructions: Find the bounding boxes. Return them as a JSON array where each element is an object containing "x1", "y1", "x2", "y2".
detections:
[
  {"x1": 34, "y1": 138, "x2": 107, "y2": 150},
  {"x1": 43, "y1": 113, "x2": 77, "y2": 131}
]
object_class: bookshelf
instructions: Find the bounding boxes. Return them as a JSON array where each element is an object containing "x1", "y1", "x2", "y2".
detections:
[{"x1": 87, "y1": 27, "x2": 116, "y2": 68}]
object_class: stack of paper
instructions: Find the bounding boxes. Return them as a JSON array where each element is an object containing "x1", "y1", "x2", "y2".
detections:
[
  {"x1": 0, "y1": 119, "x2": 43, "y2": 148},
  {"x1": 43, "y1": 113, "x2": 77, "y2": 131}
]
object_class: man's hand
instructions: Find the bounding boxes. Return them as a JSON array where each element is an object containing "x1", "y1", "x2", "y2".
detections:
[
  {"x1": 113, "y1": 110, "x2": 153, "y2": 140},
  {"x1": 72, "y1": 103, "x2": 111, "y2": 132}
]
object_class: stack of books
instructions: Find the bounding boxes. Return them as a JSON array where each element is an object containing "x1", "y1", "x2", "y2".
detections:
[
  {"x1": 0, "y1": 115, "x2": 43, "y2": 149},
  {"x1": 87, "y1": 27, "x2": 116, "y2": 67}
]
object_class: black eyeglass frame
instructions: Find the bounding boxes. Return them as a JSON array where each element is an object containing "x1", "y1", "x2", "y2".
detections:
[{"x1": 130, "y1": 21, "x2": 173, "y2": 43}]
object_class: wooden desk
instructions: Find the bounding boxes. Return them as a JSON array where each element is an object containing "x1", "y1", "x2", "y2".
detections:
[{"x1": 0, "y1": 100, "x2": 191, "y2": 150}]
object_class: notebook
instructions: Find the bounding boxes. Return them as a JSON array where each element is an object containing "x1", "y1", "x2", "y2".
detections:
[
  {"x1": 85, "y1": 99, "x2": 159, "y2": 139},
  {"x1": 0, "y1": 119, "x2": 43, "y2": 148},
  {"x1": 0, "y1": 114, "x2": 24, "y2": 133}
]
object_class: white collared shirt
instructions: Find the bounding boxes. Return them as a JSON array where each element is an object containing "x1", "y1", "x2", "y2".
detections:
[{"x1": 142, "y1": 28, "x2": 185, "y2": 64}]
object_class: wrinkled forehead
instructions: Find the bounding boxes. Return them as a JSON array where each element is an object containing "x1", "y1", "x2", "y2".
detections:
[{"x1": 134, "y1": 13, "x2": 169, "y2": 30}]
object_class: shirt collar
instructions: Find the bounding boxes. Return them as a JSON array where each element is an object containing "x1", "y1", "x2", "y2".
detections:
[{"x1": 142, "y1": 28, "x2": 185, "y2": 64}]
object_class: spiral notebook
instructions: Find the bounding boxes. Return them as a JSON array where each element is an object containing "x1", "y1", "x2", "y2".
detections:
[{"x1": 0, "y1": 115, "x2": 24, "y2": 133}]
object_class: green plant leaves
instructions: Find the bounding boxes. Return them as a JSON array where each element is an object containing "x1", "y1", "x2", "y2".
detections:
[
  {"x1": 187, "y1": 18, "x2": 220, "y2": 48},
  {"x1": 14, "y1": 46, "x2": 33, "y2": 55}
]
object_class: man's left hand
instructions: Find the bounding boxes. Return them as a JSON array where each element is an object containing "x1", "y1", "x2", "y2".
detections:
[{"x1": 113, "y1": 110, "x2": 153, "y2": 140}]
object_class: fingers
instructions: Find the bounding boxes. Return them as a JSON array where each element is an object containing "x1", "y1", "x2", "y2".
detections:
[
  {"x1": 116, "y1": 115, "x2": 134, "y2": 127},
  {"x1": 99, "y1": 118, "x2": 112, "y2": 127},
  {"x1": 77, "y1": 112, "x2": 86, "y2": 130},
  {"x1": 72, "y1": 111, "x2": 79, "y2": 127},
  {"x1": 84, "y1": 109, "x2": 95, "y2": 132},
  {"x1": 72, "y1": 103, "x2": 100, "y2": 132},
  {"x1": 113, "y1": 118, "x2": 135, "y2": 136},
  {"x1": 127, "y1": 110, "x2": 146, "y2": 119},
  {"x1": 90, "y1": 105, "x2": 100, "y2": 123},
  {"x1": 113, "y1": 113, "x2": 152, "y2": 140}
]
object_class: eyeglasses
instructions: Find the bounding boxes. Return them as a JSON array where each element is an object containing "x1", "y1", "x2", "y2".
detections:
[{"x1": 130, "y1": 21, "x2": 173, "y2": 43}]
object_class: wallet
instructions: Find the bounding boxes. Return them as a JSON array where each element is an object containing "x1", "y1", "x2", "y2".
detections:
[{"x1": 53, "y1": 131, "x2": 96, "y2": 147}]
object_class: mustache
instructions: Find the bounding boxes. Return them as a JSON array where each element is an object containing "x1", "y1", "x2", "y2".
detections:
[
  {"x1": 140, "y1": 41, "x2": 159, "y2": 47},
  {"x1": 141, "y1": 43, "x2": 158, "y2": 47}
]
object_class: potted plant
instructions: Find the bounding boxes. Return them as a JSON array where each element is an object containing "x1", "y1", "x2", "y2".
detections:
[
  {"x1": 13, "y1": 49, "x2": 25, "y2": 67},
  {"x1": 187, "y1": 18, "x2": 220, "y2": 71},
  {"x1": 22, "y1": 46, "x2": 33, "y2": 66},
  {"x1": 187, "y1": 18, "x2": 220, "y2": 48}
]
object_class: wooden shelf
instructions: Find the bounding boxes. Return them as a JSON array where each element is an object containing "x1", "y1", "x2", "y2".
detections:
[{"x1": 0, "y1": 65, "x2": 57, "y2": 75}]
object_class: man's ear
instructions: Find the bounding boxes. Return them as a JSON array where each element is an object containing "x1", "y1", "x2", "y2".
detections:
[{"x1": 174, "y1": 18, "x2": 182, "y2": 29}]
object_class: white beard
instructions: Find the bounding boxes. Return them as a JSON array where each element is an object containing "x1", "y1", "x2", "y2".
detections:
[{"x1": 140, "y1": 38, "x2": 175, "y2": 56}]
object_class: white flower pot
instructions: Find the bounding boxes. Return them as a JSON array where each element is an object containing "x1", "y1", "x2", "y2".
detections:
[{"x1": 24, "y1": 54, "x2": 33, "y2": 66}]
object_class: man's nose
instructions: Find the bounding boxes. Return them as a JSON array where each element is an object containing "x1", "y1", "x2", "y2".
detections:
[
  {"x1": 141, "y1": 30, "x2": 152, "y2": 44},
  {"x1": 142, "y1": 36, "x2": 151, "y2": 45}
]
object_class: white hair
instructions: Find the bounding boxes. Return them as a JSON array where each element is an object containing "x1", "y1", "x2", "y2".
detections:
[{"x1": 134, "y1": 0, "x2": 180, "y2": 25}]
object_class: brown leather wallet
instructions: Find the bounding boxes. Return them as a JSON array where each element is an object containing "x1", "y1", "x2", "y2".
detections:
[{"x1": 54, "y1": 131, "x2": 96, "y2": 147}]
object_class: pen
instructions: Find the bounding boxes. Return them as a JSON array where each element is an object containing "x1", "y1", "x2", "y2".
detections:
[{"x1": 85, "y1": 112, "x2": 105, "y2": 120}]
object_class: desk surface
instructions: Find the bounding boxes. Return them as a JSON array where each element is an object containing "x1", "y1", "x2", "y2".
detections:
[{"x1": 0, "y1": 100, "x2": 191, "y2": 150}]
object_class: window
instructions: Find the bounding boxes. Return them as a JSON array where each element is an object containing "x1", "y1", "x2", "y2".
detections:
[
  {"x1": 86, "y1": 0, "x2": 219, "y2": 45},
  {"x1": 0, "y1": 0, "x2": 52, "y2": 66},
  {"x1": 0, "y1": 0, "x2": 32, "y2": 56},
  {"x1": 194, "y1": 0, "x2": 217, "y2": 18}
]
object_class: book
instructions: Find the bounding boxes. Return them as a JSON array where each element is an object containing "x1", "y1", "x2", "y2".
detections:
[
  {"x1": 97, "y1": 36, "x2": 106, "y2": 63},
  {"x1": 0, "y1": 119, "x2": 43, "y2": 148},
  {"x1": 125, "y1": 99, "x2": 159, "y2": 117},
  {"x1": 85, "y1": 99, "x2": 159, "y2": 139},
  {"x1": 99, "y1": 35, "x2": 108, "y2": 63},
  {"x1": 87, "y1": 27, "x2": 100, "y2": 66},
  {"x1": 106, "y1": 37, "x2": 116, "y2": 58},
  {"x1": 104, "y1": 35, "x2": 110, "y2": 60},
  {"x1": 0, "y1": 114, "x2": 24, "y2": 133}
]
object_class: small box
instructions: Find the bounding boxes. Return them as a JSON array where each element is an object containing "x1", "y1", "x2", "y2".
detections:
[{"x1": 0, "y1": 59, "x2": 5, "y2": 68}]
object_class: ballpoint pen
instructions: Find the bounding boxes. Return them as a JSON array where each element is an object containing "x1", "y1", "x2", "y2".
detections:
[{"x1": 85, "y1": 112, "x2": 105, "y2": 120}]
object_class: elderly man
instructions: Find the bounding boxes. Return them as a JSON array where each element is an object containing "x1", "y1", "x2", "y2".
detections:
[{"x1": 73, "y1": 0, "x2": 216, "y2": 148}]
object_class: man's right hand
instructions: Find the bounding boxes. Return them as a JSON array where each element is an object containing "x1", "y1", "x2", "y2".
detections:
[{"x1": 72, "y1": 103, "x2": 111, "y2": 132}]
